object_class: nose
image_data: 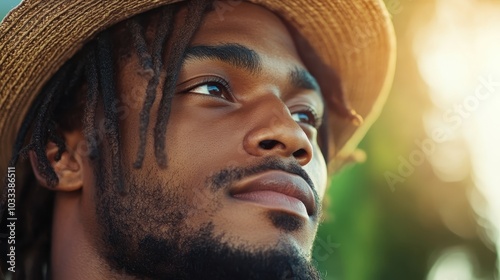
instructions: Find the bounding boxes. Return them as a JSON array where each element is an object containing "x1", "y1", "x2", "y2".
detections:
[{"x1": 242, "y1": 98, "x2": 313, "y2": 166}]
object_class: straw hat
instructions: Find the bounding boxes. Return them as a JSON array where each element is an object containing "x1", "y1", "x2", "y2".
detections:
[{"x1": 0, "y1": 0, "x2": 396, "y2": 175}]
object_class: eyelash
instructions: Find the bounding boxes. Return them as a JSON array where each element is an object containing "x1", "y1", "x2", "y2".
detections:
[
  {"x1": 292, "y1": 107, "x2": 322, "y2": 129},
  {"x1": 182, "y1": 76, "x2": 233, "y2": 101}
]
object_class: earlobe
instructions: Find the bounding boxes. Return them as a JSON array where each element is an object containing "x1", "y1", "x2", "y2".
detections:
[{"x1": 29, "y1": 141, "x2": 84, "y2": 192}]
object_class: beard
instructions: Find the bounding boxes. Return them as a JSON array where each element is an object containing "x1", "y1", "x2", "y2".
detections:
[{"x1": 94, "y1": 157, "x2": 322, "y2": 280}]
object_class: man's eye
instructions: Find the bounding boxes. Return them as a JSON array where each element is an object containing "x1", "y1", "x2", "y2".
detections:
[
  {"x1": 188, "y1": 79, "x2": 231, "y2": 100},
  {"x1": 291, "y1": 109, "x2": 321, "y2": 128}
]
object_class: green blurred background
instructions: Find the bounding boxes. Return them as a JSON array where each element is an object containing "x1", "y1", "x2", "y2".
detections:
[{"x1": 2, "y1": 0, "x2": 499, "y2": 279}]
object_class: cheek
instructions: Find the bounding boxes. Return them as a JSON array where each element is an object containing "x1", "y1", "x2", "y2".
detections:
[
  {"x1": 307, "y1": 142, "x2": 328, "y2": 199},
  {"x1": 165, "y1": 116, "x2": 230, "y2": 168},
  {"x1": 164, "y1": 100, "x2": 246, "y2": 171}
]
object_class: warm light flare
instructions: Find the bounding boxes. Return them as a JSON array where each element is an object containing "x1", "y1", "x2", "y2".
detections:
[{"x1": 414, "y1": 0, "x2": 500, "y2": 275}]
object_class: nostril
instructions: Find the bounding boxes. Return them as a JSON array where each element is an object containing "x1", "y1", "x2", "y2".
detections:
[
  {"x1": 259, "y1": 140, "x2": 279, "y2": 150},
  {"x1": 292, "y1": 148, "x2": 307, "y2": 159}
]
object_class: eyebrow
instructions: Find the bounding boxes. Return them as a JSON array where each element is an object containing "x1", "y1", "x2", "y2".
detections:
[
  {"x1": 184, "y1": 43, "x2": 262, "y2": 73},
  {"x1": 183, "y1": 43, "x2": 321, "y2": 95},
  {"x1": 289, "y1": 66, "x2": 321, "y2": 93}
]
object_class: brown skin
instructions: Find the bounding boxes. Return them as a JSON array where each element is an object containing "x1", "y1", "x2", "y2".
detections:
[{"x1": 31, "y1": 2, "x2": 328, "y2": 279}]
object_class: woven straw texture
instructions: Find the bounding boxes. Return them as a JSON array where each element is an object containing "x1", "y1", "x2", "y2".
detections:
[{"x1": 0, "y1": 0, "x2": 396, "y2": 174}]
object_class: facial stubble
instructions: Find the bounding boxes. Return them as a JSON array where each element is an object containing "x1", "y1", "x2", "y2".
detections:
[{"x1": 94, "y1": 158, "x2": 322, "y2": 279}]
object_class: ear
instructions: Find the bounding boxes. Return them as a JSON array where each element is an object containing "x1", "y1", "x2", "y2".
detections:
[{"x1": 29, "y1": 132, "x2": 85, "y2": 191}]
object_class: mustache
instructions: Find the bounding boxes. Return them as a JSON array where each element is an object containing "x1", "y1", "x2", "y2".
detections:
[{"x1": 207, "y1": 157, "x2": 319, "y2": 208}]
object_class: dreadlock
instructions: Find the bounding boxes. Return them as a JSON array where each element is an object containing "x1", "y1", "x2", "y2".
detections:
[
  {"x1": 2, "y1": 1, "x2": 213, "y2": 279},
  {"x1": 134, "y1": 7, "x2": 175, "y2": 168},
  {"x1": 154, "y1": 0, "x2": 209, "y2": 168},
  {"x1": 96, "y1": 30, "x2": 126, "y2": 192}
]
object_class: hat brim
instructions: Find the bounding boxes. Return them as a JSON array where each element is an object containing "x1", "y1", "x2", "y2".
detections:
[{"x1": 0, "y1": 0, "x2": 396, "y2": 175}]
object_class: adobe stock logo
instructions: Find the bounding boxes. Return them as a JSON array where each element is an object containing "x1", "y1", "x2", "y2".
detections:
[
  {"x1": 384, "y1": 74, "x2": 500, "y2": 191},
  {"x1": 312, "y1": 235, "x2": 340, "y2": 262}
]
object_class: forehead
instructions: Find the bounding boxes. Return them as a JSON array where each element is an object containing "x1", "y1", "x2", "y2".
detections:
[
  {"x1": 182, "y1": 2, "x2": 323, "y2": 102},
  {"x1": 189, "y1": 2, "x2": 302, "y2": 66}
]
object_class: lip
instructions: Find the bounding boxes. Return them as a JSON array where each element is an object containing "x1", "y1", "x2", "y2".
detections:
[{"x1": 229, "y1": 170, "x2": 316, "y2": 218}]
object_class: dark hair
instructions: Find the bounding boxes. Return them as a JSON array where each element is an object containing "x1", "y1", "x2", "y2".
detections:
[{"x1": 1, "y1": 0, "x2": 212, "y2": 278}]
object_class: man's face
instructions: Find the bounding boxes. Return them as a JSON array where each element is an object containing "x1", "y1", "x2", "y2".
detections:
[{"x1": 81, "y1": 2, "x2": 328, "y2": 278}]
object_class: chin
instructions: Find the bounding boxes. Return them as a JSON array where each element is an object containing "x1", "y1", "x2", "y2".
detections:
[{"x1": 208, "y1": 206, "x2": 318, "y2": 255}]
